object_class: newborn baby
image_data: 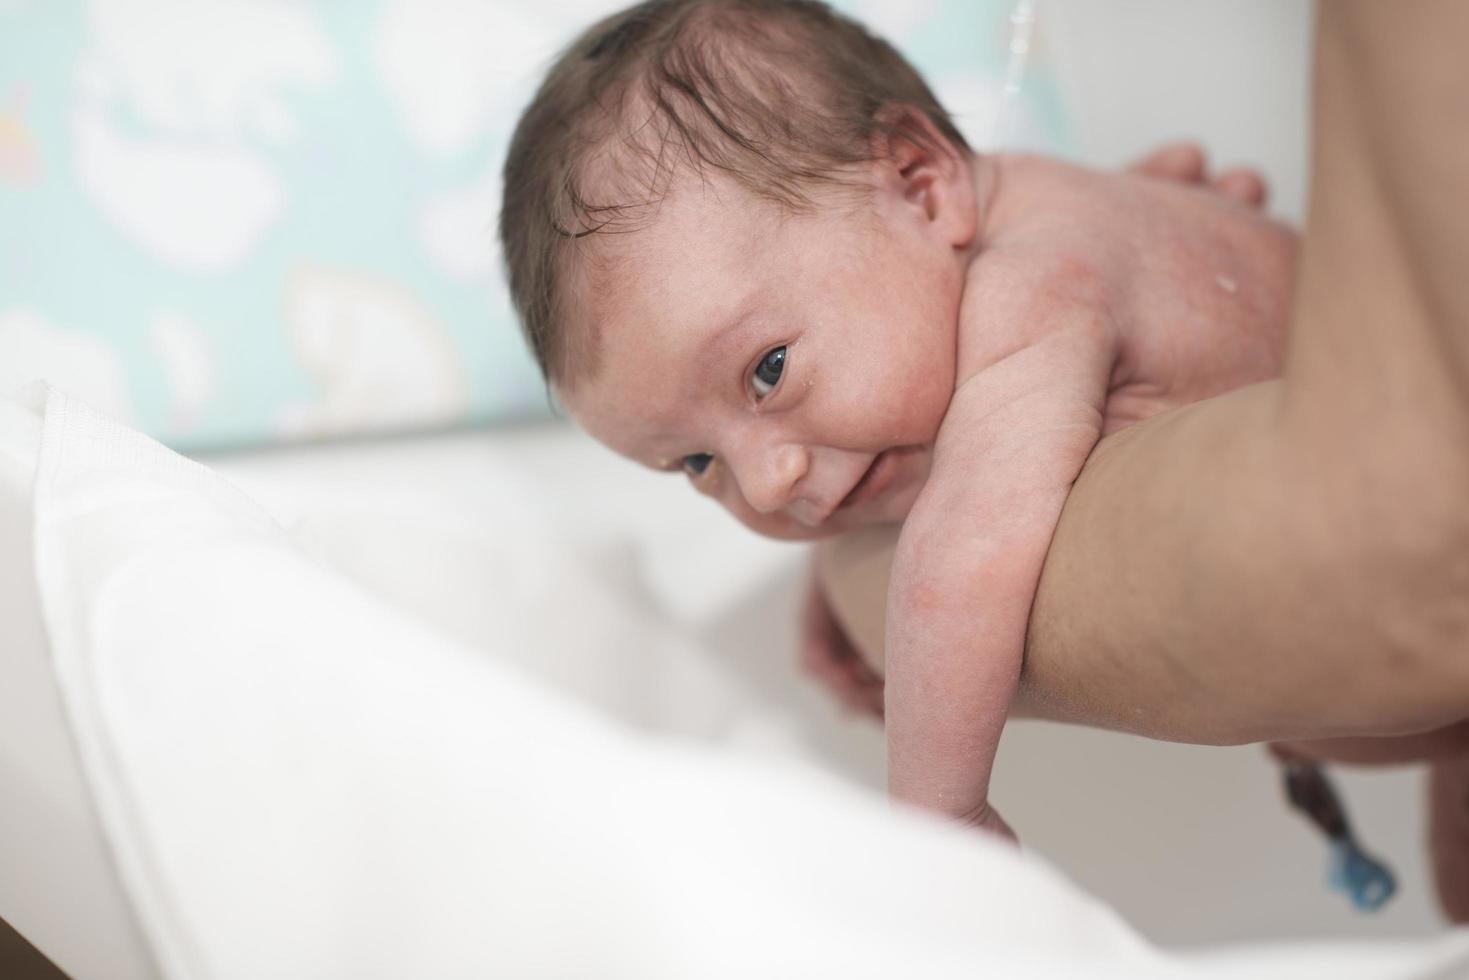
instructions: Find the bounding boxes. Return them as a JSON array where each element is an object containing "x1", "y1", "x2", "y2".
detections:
[{"x1": 499, "y1": 0, "x2": 1295, "y2": 835}]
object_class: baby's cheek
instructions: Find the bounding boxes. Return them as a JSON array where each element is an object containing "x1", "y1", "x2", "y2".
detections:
[
  {"x1": 705, "y1": 471, "x2": 753, "y2": 521},
  {"x1": 835, "y1": 347, "x2": 953, "y2": 445},
  {"x1": 883, "y1": 363, "x2": 953, "y2": 443}
]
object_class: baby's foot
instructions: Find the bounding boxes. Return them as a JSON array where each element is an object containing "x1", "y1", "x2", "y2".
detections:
[{"x1": 1429, "y1": 753, "x2": 1469, "y2": 922}]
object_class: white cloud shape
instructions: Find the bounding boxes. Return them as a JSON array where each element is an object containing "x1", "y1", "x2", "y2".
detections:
[
  {"x1": 73, "y1": 104, "x2": 282, "y2": 271},
  {"x1": 71, "y1": 0, "x2": 338, "y2": 268},
  {"x1": 279, "y1": 265, "x2": 469, "y2": 438},
  {"x1": 373, "y1": 0, "x2": 560, "y2": 158},
  {"x1": 0, "y1": 308, "x2": 136, "y2": 424},
  {"x1": 81, "y1": 0, "x2": 337, "y2": 145}
]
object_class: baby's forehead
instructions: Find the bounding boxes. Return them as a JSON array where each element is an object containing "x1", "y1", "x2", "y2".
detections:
[
  {"x1": 553, "y1": 308, "x2": 704, "y2": 468},
  {"x1": 558, "y1": 200, "x2": 778, "y2": 435},
  {"x1": 567, "y1": 170, "x2": 771, "y2": 337}
]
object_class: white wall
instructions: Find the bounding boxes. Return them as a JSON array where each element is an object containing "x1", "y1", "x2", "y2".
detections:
[{"x1": 1047, "y1": 0, "x2": 1314, "y2": 225}]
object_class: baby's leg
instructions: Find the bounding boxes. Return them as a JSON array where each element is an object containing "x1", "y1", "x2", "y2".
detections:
[
  {"x1": 814, "y1": 524, "x2": 899, "y2": 677},
  {"x1": 818, "y1": 528, "x2": 1059, "y2": 724}
]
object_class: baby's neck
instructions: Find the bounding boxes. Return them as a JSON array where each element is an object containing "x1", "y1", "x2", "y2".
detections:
[{"x1": 967, "y1": 152, "x2": 1119, "y2": 251}]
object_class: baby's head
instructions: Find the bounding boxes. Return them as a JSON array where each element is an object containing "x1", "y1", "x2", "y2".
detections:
[{"x1": 500, "y1": 0, "x2": 984, "y2": 540}]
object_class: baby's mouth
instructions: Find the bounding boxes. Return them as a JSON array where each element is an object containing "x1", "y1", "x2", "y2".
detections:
[{"x1": 839, "y1": 450, "x2": 895, "y2": 511}]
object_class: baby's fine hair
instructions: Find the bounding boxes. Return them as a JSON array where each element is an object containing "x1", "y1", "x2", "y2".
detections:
[{"x1": 498, "y1": 0, "x2": 969, "y2": 381}]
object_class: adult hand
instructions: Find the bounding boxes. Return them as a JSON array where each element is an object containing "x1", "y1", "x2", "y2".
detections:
[{"x1": 1024, "y1": 1, "x2": 1469, "y2": 745}]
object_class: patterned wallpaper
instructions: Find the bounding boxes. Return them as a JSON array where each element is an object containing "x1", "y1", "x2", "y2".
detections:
[{"x1": 0, "y1": 0, "x2": 1067, "y2": 450}]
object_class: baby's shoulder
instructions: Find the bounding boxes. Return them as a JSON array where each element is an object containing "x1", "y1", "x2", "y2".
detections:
[
  {"x1": 956, "y1": 239, "x2": 1122, "y2": 382},
  {"x1": 963, "y1": 231, "x2": 1116, "y2": 316}
]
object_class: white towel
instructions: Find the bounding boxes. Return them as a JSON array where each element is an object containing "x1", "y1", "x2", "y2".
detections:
[{"x1": 19, "y1": 385, "x2": 1469, "y2": 979}]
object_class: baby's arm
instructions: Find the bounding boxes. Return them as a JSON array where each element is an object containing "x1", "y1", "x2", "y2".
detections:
[{"x1": 884, "y1": 320, "x2": 1113, "y2": 832}]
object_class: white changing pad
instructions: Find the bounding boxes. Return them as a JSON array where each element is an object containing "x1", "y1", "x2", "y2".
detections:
[{"x1": 9, "y1": 385, "x2": 1469, "y2": 979}]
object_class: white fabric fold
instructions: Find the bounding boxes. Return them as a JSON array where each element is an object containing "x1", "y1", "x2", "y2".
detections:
[{"x1": 19, "y1": 385, "x2": 1469, "y2": 979}]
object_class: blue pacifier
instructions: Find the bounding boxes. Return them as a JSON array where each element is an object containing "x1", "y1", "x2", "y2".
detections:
[
  {"x1": 1327, "y1": 837, "x2": 1397, "y2": 911},
  {"x1": 1281, "y1": 760, "x2": 1398, "y2": 913}
]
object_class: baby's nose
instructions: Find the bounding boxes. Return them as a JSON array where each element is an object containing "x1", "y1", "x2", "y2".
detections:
[{"x1": 733, "y1": 442, "x2": 808, "y2": 515}]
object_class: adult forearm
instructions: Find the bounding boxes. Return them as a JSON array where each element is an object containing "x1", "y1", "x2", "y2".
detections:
[
  {"x1": 1024, "y1": 3, "x2": 1469, "y2": 743},
  {"x1": 1024, "y1": 375, "x2": 1467, "y2": 742}
]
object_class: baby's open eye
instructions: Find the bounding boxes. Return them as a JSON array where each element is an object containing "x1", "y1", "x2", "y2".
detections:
[
  {"x1": 751, "y1": 346, "x2": 786, "y2": 398},
  {"x1": 682, "y1": 452, "x2": 713, "y2": 476}
]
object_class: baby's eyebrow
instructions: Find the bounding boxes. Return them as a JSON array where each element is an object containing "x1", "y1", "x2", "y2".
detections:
[{"x1": 697, "y1": 300, "x2": 757, "y2": 359}]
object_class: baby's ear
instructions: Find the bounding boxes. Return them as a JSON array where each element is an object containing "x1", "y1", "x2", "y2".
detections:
[{"x1": 869, "y1": 104, "x2": 977, "y2": 249}]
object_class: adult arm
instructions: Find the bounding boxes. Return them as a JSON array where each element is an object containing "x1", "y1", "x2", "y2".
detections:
[{"x1": 1022, "y1": 0, "x2": 1469, "y2": 744}]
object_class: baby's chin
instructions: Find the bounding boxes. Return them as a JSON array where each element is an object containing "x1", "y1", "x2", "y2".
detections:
[{"x1": 736, "y1": 513, "x2": 899, "y2": 542}]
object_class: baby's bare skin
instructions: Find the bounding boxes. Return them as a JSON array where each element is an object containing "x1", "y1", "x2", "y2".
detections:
[
  {"x1": 806, "y1": 142, "x2": 1272, "y2": 718},
  {"x1": 812, "y1": 13, "x2": 1469, "y2": 895},
  {"x1": 879, "y1": 152, "x2": 1296, "y2": 832},
  {"x1": 545, "y1": 0, "x2": 1469, "y2": 909},
  {"x1": 562, "y1": 132, "x2": 1299, "y2": 836}
]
